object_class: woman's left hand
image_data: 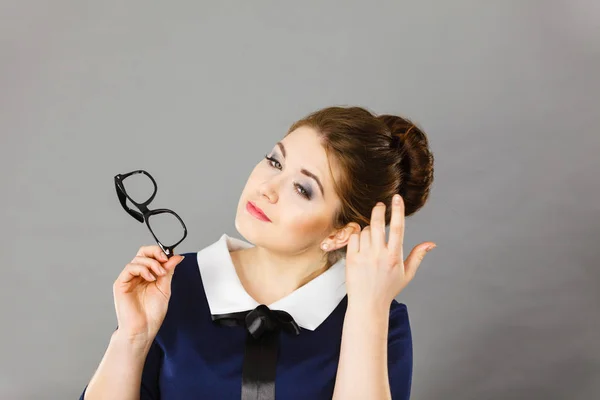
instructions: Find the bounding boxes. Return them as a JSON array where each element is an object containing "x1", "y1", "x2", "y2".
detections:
[{"x1": 345, "y1": 194, "x2": 436, "y2": 310}]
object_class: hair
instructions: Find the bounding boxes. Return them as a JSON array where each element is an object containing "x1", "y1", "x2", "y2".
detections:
[{"x1": 285, "y1": 106, "x2": 435, "y2": 266}]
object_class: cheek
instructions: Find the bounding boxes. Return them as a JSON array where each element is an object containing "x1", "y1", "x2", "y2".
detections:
[
  {"x1": 245, "y1": 165, "x2": 263, "y2": 185},
  {"x1": 240, "y1": 169, "x2": 265, "y2": 199},
  {"x1": 280, "y1": 208, "x2": 330, "y2": 238}
]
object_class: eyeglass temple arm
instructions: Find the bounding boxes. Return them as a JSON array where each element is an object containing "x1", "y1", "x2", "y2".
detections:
[{"x1": 115, "y1": 183, "x2": 144, "y2": 223}]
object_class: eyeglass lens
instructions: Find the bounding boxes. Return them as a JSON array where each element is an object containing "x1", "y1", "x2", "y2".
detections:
[
  {"x1": 147, "y1": 212, "x2": 186, "y2": 248},
  {"x1": 120, "y1": 172, "x2": 156, "y2": 205},
  {"x1": 120, "y1": 173, "x2": 186, "y2": 248}
]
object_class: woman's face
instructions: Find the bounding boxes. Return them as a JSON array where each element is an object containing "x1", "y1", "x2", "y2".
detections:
[{"x1": 235, "y1": 125, "x2": 343, "y2": 256}]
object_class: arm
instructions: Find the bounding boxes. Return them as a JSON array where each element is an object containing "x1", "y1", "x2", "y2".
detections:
[
  {"x1": 332, "y1": 301, "x2": 413, "y2": 400},
  {"x1": 333, "y1": 193, "x2": 423, "y2": 399},
  {"x1": 80, "y1": 330, "x2": 160, "y2": 400},
  {"x1": 80, "y1": 247, "x2": 184, "y2": 400},
  {"x1": 332, "y1": 302, "x2": 392, "y2": 400}
]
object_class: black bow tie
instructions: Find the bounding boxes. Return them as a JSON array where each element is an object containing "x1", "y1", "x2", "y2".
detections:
[{"x1": 212, "y1": 305, "x2": 301, "y2": 400}]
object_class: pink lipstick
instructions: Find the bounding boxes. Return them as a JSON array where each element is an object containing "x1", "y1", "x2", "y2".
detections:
[{"x1": 246, "y1": 201, "x2": 271, "y2": 222}]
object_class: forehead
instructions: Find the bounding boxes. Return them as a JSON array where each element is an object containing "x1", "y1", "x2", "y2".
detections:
[{"x1": 282, "y1": 126, "x2": 325, "y2": 155}]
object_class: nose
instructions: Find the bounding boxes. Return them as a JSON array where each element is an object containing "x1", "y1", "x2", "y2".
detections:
[{"x1": 258, "y1": 176, "x2": 281, "y2": 203}]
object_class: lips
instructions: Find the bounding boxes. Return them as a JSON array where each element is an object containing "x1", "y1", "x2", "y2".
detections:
[{"x1": 246, "y1": 201, "x2": 271, "y2": 222}]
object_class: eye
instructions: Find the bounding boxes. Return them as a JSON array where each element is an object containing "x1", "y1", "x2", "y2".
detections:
[
  {"x1": 295, "y1": 184, "x2": 310, "y2": 198},
  {"x1": 264, "y1": 155, "x2": 312, "y2": 200},
  {"x1": 265, "y1": 155, "x2": 281, "y2": 169}
]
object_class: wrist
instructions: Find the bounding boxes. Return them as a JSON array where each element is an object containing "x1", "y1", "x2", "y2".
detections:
[
  {"x1": 344, "y1": 300, "x2": 390, "y2": 342},
  {"x1": 111, "y1": 329, "x2": 155, "y2": 352},
  {"x1": 346, "y1": 297, "x2": 391, "y2": 317}
]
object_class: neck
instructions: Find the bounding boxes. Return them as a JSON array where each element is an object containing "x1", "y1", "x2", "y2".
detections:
[{"x1": 231, "y1": 245, "x2": 331, "y2": 305}]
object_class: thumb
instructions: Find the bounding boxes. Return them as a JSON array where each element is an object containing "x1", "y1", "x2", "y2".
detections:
[
  {"x1": 164, "y1": 255, "x2": 185, "y2": 276},
  {"x1": 404, "y1": 243, "x2": 435, "y2": 280},
  {"x1": 157, "y1": 255, "x2": 185, "y2": 296}
]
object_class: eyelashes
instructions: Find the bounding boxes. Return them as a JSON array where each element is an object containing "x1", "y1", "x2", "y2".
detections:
[{"x1": 264, "y1": 154, "x2": 312, "y2": 200}]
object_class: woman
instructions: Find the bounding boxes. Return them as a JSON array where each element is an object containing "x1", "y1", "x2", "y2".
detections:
[{"x1": 79, "y1": 106, "x2": 435, "y2": 400}]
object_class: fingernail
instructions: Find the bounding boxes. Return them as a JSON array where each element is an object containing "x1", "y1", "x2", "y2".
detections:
[
  {"x1": 426, "y1": 244, "x2": 437, "y2": 252},
  {"x1": 394, "y1": 195, "x2": 401, "y2": 204}
]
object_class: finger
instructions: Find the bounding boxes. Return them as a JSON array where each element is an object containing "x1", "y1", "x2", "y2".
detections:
[
  {"x1": 403, "y1": 244, "x2": 432, "y2": 281},
  {"x1": 360, "y1": 226, "x2": 371, "y2": 252},
  {"x1": 117, "y1": 263, "x2": 156, "y2": 284},
  {"x1": 136, "y1": 245, "x2": 169, "y2": 262},
  {"x1": 162, "y1": 255, "x2": 185, "y2": 275},
  {"x1": 131, "y1": 256, "x2": 167, "y2": 277},
  {"x1": 156, "y1": 255, "x2": 185, "y2": 297},
  {"x1": 370, "y1": 202, "x2": 386, "y2": 250},
  {"x1": 387, "y1": 194, "x2": 405, "y2": 258},
  {"x1": 347, "y1": 232, "x2": 360, "y2": 256}
]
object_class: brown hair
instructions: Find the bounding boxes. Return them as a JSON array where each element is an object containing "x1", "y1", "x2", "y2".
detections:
[{"x1": 285, "y1": 106, "x2": 435, "y2": 265}]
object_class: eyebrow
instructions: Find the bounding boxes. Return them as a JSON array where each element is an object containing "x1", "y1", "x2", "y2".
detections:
[{"x1": 276, "y1": 142, "x2": 325, "y2": 198}]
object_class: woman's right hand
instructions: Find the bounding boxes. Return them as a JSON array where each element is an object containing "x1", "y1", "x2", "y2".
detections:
[{"x1": 112, "y1": 245, "x2": 185, "y2": 343}]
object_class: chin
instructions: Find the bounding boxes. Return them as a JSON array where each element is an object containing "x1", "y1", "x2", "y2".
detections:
[{"x1": 234, "y1": 207, "x2": 263, "y2": 245}]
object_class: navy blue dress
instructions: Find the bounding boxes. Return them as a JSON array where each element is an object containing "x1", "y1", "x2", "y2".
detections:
[{"x1": 78, "y1": 234, "x2": 413, "y2": 399}]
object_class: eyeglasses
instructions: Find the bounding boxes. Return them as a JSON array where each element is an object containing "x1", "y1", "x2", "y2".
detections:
[{"x1": 114, "y1": 170, "x2": 188, "y2": 258}]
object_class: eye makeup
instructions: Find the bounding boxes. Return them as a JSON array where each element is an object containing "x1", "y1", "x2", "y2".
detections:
[{"x1": 264, "y1": 154, "x2": 313, "y2": 200}]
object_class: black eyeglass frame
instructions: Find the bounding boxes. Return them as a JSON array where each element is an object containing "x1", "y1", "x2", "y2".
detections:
[{"x1": 114, "y1": 169, "x2": 188, "y2": 258}]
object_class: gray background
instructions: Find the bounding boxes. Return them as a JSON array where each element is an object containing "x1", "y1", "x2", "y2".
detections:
[{"x1": 1, "y1": 1, "x2": 599, "y2": 399}]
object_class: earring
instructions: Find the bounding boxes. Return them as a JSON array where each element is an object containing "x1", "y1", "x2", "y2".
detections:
[{"x1": 321, "y1": 243, "x2": 329, "y2": 251}]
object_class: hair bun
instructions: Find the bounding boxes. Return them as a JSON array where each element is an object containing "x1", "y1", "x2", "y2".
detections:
[
  {"x1": 390, "y1": 134, "x2": 402, "y2": 149},
  {"x1": 378, "y1": 114, "x2": 435, "y2": 216}
]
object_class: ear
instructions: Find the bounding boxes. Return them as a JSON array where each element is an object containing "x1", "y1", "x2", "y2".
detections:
[{"x1": 324, "y1": 223, "x2": 361, "y2": 251}]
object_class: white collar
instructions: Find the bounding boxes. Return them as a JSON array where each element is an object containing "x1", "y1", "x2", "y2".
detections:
[{"x1": 197, "y1": 233, "x2": 347, "y2": 331}]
